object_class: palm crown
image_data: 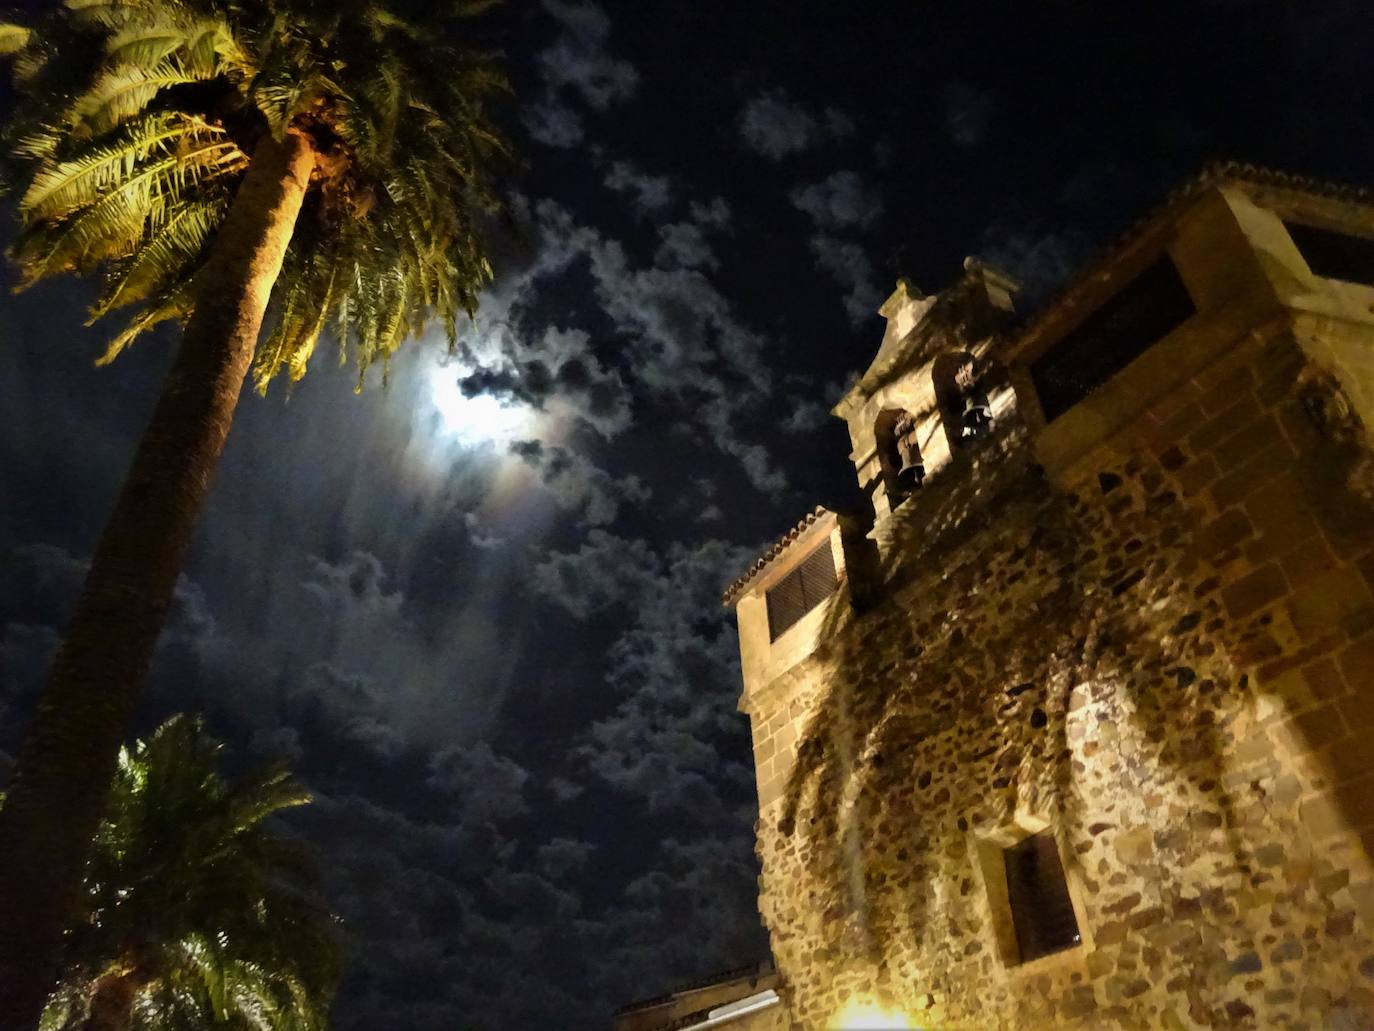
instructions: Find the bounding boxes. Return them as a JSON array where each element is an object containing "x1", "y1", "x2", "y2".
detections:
[
  {"x1": 3, "y1": 0, "x2": 507, "y2": 390},
  {"x1": 37, "y1": 714, "x2": 338, "y2": 1031}
]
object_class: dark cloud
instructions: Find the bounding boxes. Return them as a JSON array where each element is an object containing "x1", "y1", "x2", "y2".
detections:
[
  {"x1": 457, "y1": 325, "x2": 632, "y2": 440},
  {"x1": 604, "y1": 161, "x2": 673, "y2": 214},
  {"x1": 808, "y1": 233, "x2": 884, "y2": 327},
  {"x1": 654, "y1": 222, "x2": 716, "y2": 270},
  {"x1": 509, "y1": 439, "x2": 651, "y2": 526},
  {"x1": 943, "y1": 81, "x2": 996, "y2": 147},
  {"x1": 460, "y1": 197, "x2": 790, "y2": 495},
  {"x1": 978, "y1": 223, "x2": 1092, "y2": 305},
  {"x1": 532, "y1": 531, "x2": 756, "y2": 821},
  {"x1": 426, "y1": 741, "x2": 532, "y2": 823},
  {"x1": 688, "y1": 197, "x2": 732, "y2": 228},
  {"x1": 0, "y1": 543, "x2": 222, "y2": 731},
  {"x1": 526, "y1": 0, "x2": 638, "y2": 148},
  {"x1": 789, "y1": 170, "x2": 883, "y2": 231},
  {"x1": 537, "y1": 837, "x2": 596, "y2": 881},
  {"x1": 737, "y1": 90, "x2": 853, "y2": 159}
]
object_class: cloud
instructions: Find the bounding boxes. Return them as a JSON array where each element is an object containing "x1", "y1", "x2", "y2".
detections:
[
  {"x1": 458, "y1": 197, "x2": 791, "y2": 496},
  {"x1": 978, "y1": 223, "x2": 1091, "y2": 305},
  {"x1": 459, "y1": 326, "x2": 632, "y2": 440},
  {"x1": 689, "y1": 197, "x2": 732, "y2": 228},
  {"x1": 509, "y1": 439, "x2": 651, "y2": 526},
  {"x1": 789, "y1": 170, "x2": 883, "y2": 231},
  {"x1": 808, "y1": 233, "x2": 883, "y2": 326},
  {"x1": 0, "y1": 542, "x2": 223, "y2": 737},
  {"x1": 547, "y1": 776, "x2": 585, "y2": 802},
  {"x1": 248, "y1": 724, "x2": 303, "y2": 762},
  {"x1": 537, "y1": 837, "x2": 596, "y2": 881},
  {"x1": 943, "y1": 81, "x2": 996, "y2": 147},
  {"x1": 737, "y1": 90, "x2": 854, "y2": 159},
  {"x1": 654, "y1": 222, "x2": 716, "y2": 270},
  {"x1": 526, "y1": 1, "x2": 638, "y2": 148},
  {"x1": 526, "y1": 102, "x2": 584, "y2": 148},
  {"x1": 426, "y1": 741, "x2": 532, "y2": 823},
  {"x1": 532, "y1": 531, "x2": 756, "y2": 821},
  {"x1": 604, "y1": 161, "x2": 673, "y2": 215}
]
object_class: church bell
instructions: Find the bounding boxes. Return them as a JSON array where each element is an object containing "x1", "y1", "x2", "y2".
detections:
[
  {"x1": 962, "y1": 391, "x2": 992, "y2": 436},
  {"x1": 896, "y1": 439, "x2": 925, "y2": 490}
]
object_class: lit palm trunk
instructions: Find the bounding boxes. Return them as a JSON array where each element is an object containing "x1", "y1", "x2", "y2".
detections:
[{"x1": 0, "y1": 130, "x2": 315, "y2": 1030}]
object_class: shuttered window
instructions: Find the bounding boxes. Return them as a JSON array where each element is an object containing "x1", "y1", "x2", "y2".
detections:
[
  {"x1": 1285, "y1": 220, "x2": 1374, "y2": 288},
  {"x1": 1004, "y1": 831, "x2": 1081, "y2": 963},
  {"x1": 1029, "y1": 255, "x2": 1196, "y2": 423},
  {"x1": 765, "y1": 542, "x2": 837, "y2": 641}
]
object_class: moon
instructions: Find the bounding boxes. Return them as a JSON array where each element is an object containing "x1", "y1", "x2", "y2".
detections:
[{"x1": 428, "y1": 362, "x2": 535, "y2": 446}]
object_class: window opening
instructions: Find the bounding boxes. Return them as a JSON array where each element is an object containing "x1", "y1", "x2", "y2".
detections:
[
  {"x1": 1029, "y1": 255, "x2": 1195, "y2": 422},
  {"x1": 765, "y1": 542, "x2": 837, "y2": 640},
  {"x1": 1003, "y1": 831, "x2": 1081, "y2": 963},
  {"x1": 1285, "y1": 220, "x2": 1374, "y2": 288}
]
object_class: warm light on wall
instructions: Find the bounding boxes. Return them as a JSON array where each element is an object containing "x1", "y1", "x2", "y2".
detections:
[{"x1": 829, "y1": 999, "x2": 917, "y2": 1029}]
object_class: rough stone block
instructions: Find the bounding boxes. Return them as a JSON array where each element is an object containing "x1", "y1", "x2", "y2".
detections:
[
  {"x1": 1287, "y1": 568, "x2": 1374, "y2": 642},
  {"x1": 1222, "y1": 564, "x2": 1289, "y2": 620},
  {"x1": 1210, "y1": 440, "x2": 1297, "y2": 509},
  {"x1": 1195, "y1": 509, "x2": 1255, "y2": 558},
  {"x1": 1339, "y1": 633, "x2": 1374, "y2": 691},
  {"x1": 1303, "y1": 658, "x2": 1350, "y2": 703},
  {"x1": 1188, "y1": 393, "x2": 1263, "y2": 455}
]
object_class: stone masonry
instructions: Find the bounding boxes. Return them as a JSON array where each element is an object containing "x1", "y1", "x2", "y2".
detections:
[{"x1": 724, "y1": 168, "x2": 1374, "y2": 1029}]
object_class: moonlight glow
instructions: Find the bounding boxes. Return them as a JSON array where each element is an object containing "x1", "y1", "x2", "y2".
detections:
[{"x1": 429, "y1": 363, "x2": 535, "y2": 445}]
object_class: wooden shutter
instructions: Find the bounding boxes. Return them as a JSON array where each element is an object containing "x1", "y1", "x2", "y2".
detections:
[
  {"x1": 765, "y1": 541, "x2": 837, "y2": 641},
  {"x1": 1004, "y1": 831, "x2": 1081, "y2": 963}
]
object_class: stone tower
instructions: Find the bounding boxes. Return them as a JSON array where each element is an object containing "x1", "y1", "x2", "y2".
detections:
[{"x1": 723, "y1": 166, "x2": 1374, "y2": 1030}]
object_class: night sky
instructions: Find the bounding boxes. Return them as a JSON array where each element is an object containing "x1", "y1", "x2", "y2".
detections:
[{"x1": 1, "y1": 2, "x2": 1371, "y2": 1027}]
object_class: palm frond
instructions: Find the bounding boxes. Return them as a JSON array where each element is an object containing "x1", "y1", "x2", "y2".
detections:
[
  {"x1": 21, "y1": 112, "x2": 223, "y2": 218},
  {"x1": 71, "y1": 57, "x2": 214, "y2": 134},
  {"x1": 64, "y1": 0, "x2": 176, "y2": 30},
  {"x1": 103, "y1": 21, "x2": 187, "y2": 66},
  {"x1": 11, "y1": 0, "x2": 510, "y2": 391},
  {"x1": 15, "y1": 130, "x2": 245, "y2": 282},
  {"x1": 0, "y1": 23, "x2": 32, "y2": 55},
  {"x1": 91, "y1": 192, "x2": 228, "y2": 317},
  {"x1": 94, "y1": 276, "x2": 194, "y2": 363},
  {"x1": 43, "y1": 714, "x2": 338, "y2": 1031}
]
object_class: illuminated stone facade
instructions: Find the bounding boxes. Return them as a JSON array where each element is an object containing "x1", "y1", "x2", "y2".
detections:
[{"x1": 725, "y1": 169, "x2": 1374, "y2": 1029}]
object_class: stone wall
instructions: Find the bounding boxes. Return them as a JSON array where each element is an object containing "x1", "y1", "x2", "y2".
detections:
[{"x1": 741, "y1": 284, "x2": 1374, "y2": 1026}]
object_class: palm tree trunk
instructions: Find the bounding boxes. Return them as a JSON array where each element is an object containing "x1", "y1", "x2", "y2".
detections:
[
  {"x1": 0, "y1": 129, "x2": 316, "y2": 1031},
  {"x1": 80, "y1": 964, "x2": 151, "y2": 1031}
]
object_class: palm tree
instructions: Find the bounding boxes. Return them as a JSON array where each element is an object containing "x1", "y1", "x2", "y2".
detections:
[
  {"x1": 29, "y1": 714, "x2": 338, "y2": 1031},
  {"x1": 0, "y1": 1, "x2": 507, "y2": 1023}
]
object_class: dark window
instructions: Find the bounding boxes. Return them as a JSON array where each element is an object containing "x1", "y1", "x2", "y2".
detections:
[
  {"x1": 765, "y1": 542, "x2": 837, "y2": 641},
  {"x1": 1285, "y1": 220, "x2": 1374, "y2": 288},
  {"x1": 1029, "y1": 256, "x2": 1196, "y2": 422},
  {"x1": 1004, "y1": 831, "x2": 1081, "y2": 963}
]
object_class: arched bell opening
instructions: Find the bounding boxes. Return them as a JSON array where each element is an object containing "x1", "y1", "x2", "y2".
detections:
[
  {"x1": 875, "y1": 407, "x2": 924, "y2": 508},
  {"x1": 933, "y1": 350, "x2": 993, "y2": 453}
]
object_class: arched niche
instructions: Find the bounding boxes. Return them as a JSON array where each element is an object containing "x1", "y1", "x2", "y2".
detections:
[
  {"x1": 874, "y1": 407, "x2": 923, "y2": 507},
  {"x1": 932, "y1": 350, "x2": 992, "y2": 452}
]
